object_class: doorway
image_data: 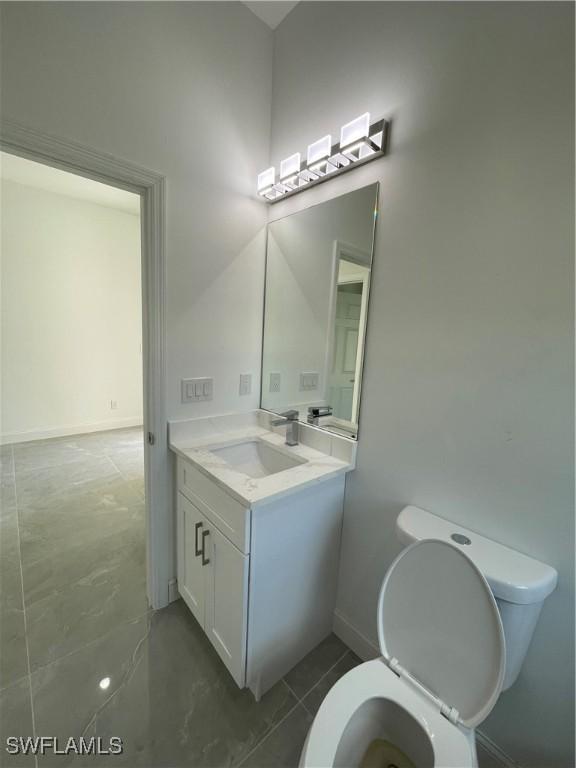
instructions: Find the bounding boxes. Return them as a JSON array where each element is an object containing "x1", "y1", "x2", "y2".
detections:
[
  {"x1": 0, "y1": 119, "x2": 168, "y2": 618},
  {"x1": 0, "y1": 150, "x2": 152, "y2": 676},
  {"x1": 327, "y1": 251, "x2": 371, "y2": 425}
]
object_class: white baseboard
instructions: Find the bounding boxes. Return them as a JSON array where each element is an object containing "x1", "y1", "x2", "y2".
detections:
[
  {"x1": 333, "y1": 610, "x2": 519, "y2": 768},
  {"x1": 476, "y1": 730, "x2": 520, "y2": 768},
  {"x1": 333, "y1": 609, "x2": 380, "y2": 661},
  {"x1": 1, "y1": 417, "x2": 143, "y2": 445}
]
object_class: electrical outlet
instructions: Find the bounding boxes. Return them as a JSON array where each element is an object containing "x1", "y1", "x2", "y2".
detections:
[
  {"x1": 110, "y1": 400, "x2": 118, "y2": 410},
  {"x1": 299, "y1": 372, "x2": 319, "y2": 391},
  {"x1": 269, "y1": 372, "x2": 281, "y2": 393},
  {"x1": 239, "y1": 373, "x2": 252, "y2": 396},
  {"x1": 181, "y1": 378, "x2": 213, "y2": 403}
]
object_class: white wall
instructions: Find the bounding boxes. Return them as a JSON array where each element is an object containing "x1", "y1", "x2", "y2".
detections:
[
  {"x1": 0, "y1": 2, "x2": 273, "y2": 601},
  {"x1": 270, "y1": 3, "x2": 574, "y2": 767},
  {"x1": 1, "y1": 179, "x2": 142, "y2": 443},
  {"x1": 0, "y1": 1, "x2": 272, "y2": 420}
]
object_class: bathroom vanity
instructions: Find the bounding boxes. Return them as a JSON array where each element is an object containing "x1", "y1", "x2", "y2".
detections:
[
  {"x1": 171, "y1": 184, "x2": 378, "y2": 697},
  {"x1": 170, "y1": 411, "x2": 356, "y2": 698}
]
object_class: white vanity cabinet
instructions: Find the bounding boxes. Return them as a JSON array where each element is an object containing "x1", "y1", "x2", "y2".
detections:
[{"x1": 175, "y1": 454, "x2": 346, "y2": 699}]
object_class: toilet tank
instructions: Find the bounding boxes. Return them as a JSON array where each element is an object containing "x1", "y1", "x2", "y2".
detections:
[{"x1": 396, "y1": 506, "x2": 558, "y2": 690}]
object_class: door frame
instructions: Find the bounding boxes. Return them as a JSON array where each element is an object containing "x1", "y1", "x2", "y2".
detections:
[
  {"x1": 325, "y1": 240, "x2": 371, "y2": 424},
  {"x1": 0, "y1": 117, "x2": 169, "y2": 609}
]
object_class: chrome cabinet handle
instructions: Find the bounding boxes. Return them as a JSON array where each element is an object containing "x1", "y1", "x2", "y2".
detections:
[
  {"x1": 201, "y1": 530, "x2": 210, "y2": 566},
  {"x1": 194, "y1": 522, "x2": 203, "y2": 556}
]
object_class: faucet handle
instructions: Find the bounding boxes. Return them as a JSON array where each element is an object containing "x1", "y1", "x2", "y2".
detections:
[{"x1": 279, "y1": 409, "x2": 299, "y2": 420}]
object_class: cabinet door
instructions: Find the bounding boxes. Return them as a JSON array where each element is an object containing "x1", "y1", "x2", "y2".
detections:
[
  {"x1": 177, "y1": 492, "x2": 206, "y2": 627},
  {"x1": 204, "y1": 523, "x2": 248, "y2": 687}
]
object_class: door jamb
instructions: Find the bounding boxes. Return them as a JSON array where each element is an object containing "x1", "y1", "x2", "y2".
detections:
[{"x1": 0, "y1": 118, "x2": 169, "y2": 609}]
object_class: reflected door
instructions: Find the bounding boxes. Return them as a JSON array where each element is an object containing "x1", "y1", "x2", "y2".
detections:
[{"x1": 328, "y1": 283, "x2": 362, "y2": 420}]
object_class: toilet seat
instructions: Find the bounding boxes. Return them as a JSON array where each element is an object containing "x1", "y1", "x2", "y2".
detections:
[
  {"x1": 300, "y1": 658, "x2": 474, "y2": 768},
  {"x1": 300, "y1": 540, "x2": 506, "y2": 767}
]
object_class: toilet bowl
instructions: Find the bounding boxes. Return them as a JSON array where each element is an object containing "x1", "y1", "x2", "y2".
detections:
[{"x1": 300, "y1": 539, "x2": 506, "y2": 768}]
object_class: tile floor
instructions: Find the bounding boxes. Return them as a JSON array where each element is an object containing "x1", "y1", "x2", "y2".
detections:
[{"x1": 0, "y1": 428, "x2": 361, "y2": 768}]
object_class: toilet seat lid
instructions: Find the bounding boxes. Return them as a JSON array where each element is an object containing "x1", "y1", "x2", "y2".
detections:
[{"x1": 378, "y1": 539, "x2": 505, "y2": 728}]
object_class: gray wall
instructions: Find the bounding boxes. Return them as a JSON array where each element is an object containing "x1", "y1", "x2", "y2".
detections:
[
  {"x1": 0, "y1": 1, "x2": 272, "y2": 420},
  {"x1": 0, "y1": 1, "x2": 273, "y2": 601},
  {"x1": 269, "y1": 3, "x2": 574, "y2": 766}
]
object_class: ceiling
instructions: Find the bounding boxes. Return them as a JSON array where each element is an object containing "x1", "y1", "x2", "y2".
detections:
[
  {"x1": 0, "y1": 152, "x2": 140, "y2": 215},
  {"x1": 242, "y1": 1, "x2": 299, "y2": 29}
]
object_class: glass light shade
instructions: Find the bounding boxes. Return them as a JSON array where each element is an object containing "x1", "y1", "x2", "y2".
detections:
[
  {"x1": 257, "y1": 167, "x2": 275, "y2": 192},
  {"x1": 280, "y1": 153, "x2": 301, "y2": 180},
  {"x1": 307, "y1": 135, "x2": 332, "y2": 165},
  {"x1": 340, "y1": 113, "x2": 370, "y2": 149}
]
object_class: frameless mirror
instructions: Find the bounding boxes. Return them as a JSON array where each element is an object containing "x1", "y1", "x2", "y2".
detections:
[{"x1": 261, "y1": 183, "x2": 378, "y2": 439}]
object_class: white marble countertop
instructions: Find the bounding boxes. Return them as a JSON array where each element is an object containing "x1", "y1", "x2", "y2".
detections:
[{"x1": 168, "y1": 412, "x2": 354, "y2": 507}]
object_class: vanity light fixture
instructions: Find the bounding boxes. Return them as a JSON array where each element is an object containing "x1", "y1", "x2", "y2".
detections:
[
  {"x1": 279, "y1": 153, "x2": 302, "y2": 191},
  {"x1": 257, "y1": 112, "x2": 388, "y2": 203},
  {"x1": 257, "y1": 167, "x2": 276, "y2": 201}
]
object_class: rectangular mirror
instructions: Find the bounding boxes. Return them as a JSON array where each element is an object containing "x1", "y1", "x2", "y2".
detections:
[{"x1": 261, "y1": 183, "x2": 378, "y2": 439}]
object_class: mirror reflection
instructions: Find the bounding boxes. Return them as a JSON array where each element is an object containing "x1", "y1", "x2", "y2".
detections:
[{"x1": 261, "y1": 184, "x2": 378, "y2": 439}]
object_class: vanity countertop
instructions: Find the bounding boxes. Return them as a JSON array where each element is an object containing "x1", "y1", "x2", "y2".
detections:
[{"x1": 169, "y1": 411, "x2": 355, "y2": 508}]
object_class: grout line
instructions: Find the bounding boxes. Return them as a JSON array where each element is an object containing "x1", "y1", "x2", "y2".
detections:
[
  {"x1": 12, "y1": 443, "x2": 39, "y2": 768},
  {"x1": 297, "y1": 648, "x2": 352, "y2": 716},
  {"x1": 281, "y1": 676, "x2": 302, "y2": 704},
  {"x1": 234, "y1": 697, "x2": 305, "y2": 768}
]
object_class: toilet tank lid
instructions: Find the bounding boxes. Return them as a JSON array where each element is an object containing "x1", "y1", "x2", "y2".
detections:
[{"x1": 396, "y1": 506, "x2": 558, "y2": 605}]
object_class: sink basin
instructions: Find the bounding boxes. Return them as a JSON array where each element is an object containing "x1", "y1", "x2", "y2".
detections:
[{"x1": 210, "y1": 440, "x2": 305, "y2": 479}]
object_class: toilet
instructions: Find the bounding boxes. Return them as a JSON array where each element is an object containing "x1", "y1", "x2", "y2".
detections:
[{"x1": 300, "y1": 506, "x2": 558, "y2": 768}]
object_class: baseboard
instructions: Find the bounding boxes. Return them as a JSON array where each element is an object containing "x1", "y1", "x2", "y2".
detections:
[
  {"x1": 1, "y1": 417, "x2": 143, "y2": 445},
  {"x1": 333, "y1": 609, "x2": 380, "y2": 661},
  {"x1": 333, "y1": 610, "x2": 520, "y2": 768},
  {"x1": 476, "y1": 730, "x2": 520, "y2": 768}
]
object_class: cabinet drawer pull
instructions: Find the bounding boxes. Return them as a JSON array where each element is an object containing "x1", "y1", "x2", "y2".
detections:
[
  {"x1": 201, "y1": 530, "x2": 210, "y2": 566},
  {"x1": 194, "y1": 522, "x2": 203, "y2": 556}
]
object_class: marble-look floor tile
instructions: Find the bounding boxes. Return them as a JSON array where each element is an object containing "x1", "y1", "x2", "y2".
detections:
[
  {"x1": 14, "y1": 456, "x2": 120, "y2": 509},
  {"x1": 22, "y1": 521, "x2": 145, "y2": 608},
  {"x1": 73, "y1": 429, "x2": 143, "y2": 457},
  {"x1": 0, "y1": 597, "x2": 28, "y2": 692},
  {"x1": 107, "y1": 449, "x2": 144, "y2": 481},
  {"x1": 238, "y1": 704, "x2": 311, "y2": 768},
  {"x1": 0, "y1": 445, "x2": 14, "y2": 479},
  {"x1": 1, "y1": 476, "x2": 16, "y2": 517},
  {"x1": 13, "y1": 438, "x2": 102, "y2": 474},
  {"x1": 1, "y1": 513, "x2": 23, "y2": 603},
  {"x1": 26, "y1": 538, "x2": 148, "y2": 671},
  {"x1": 17, "y1": 481, "x2": 143, "y2": 567},
  {"x1": 283, "y1": 633, "x2": 349, "y2": 700},
  {"x1": 0, "y1": 677, "x2": 35, "y2": 767},
  {"x1": 0, "y1": 515, "x2": 28, "y2": 691},
  {"x1": 32, "y1": 602, "x2": 297, "y2": 767},
  {"x1": 301, "y1": 651, "x2": 361, "y2": 716},
  {"x1": 1, "y1": 446, "x2": 16, "y2": 516}
]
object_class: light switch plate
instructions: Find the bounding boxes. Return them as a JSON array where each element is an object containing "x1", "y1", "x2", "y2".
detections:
[
  {"x1": 269, "y1": 372, "x2": 281, "y2": 393},
  {"x1": 239, "y1": 373, "x2": 252, "y2": 396},
  {"x1": 181, "y1": 377, "x2": 213, "y2": 403},
  {"x1": 299, "y1": 372, "x2": 319, "y2": 391}
]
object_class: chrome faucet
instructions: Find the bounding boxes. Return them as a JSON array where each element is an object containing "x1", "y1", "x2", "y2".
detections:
[
  {"x1": 270, "y1": 410, "x2": 299, "y2": 446},
  {"x1": 307, "y1": 405, "x2": 333, "y2": 426}
]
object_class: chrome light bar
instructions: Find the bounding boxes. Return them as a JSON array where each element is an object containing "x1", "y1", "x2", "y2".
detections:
[{"x1": 257, "y1": 113, "x2": 388, "y2": 203}]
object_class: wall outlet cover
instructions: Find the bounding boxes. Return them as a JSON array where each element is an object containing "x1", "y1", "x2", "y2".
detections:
[
  {"x1": 269, "y1": 372, "x2": 281, "y2": 393},
  {"x1": 239, "y1": 373, "x2": 252, "y2": 396}
]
